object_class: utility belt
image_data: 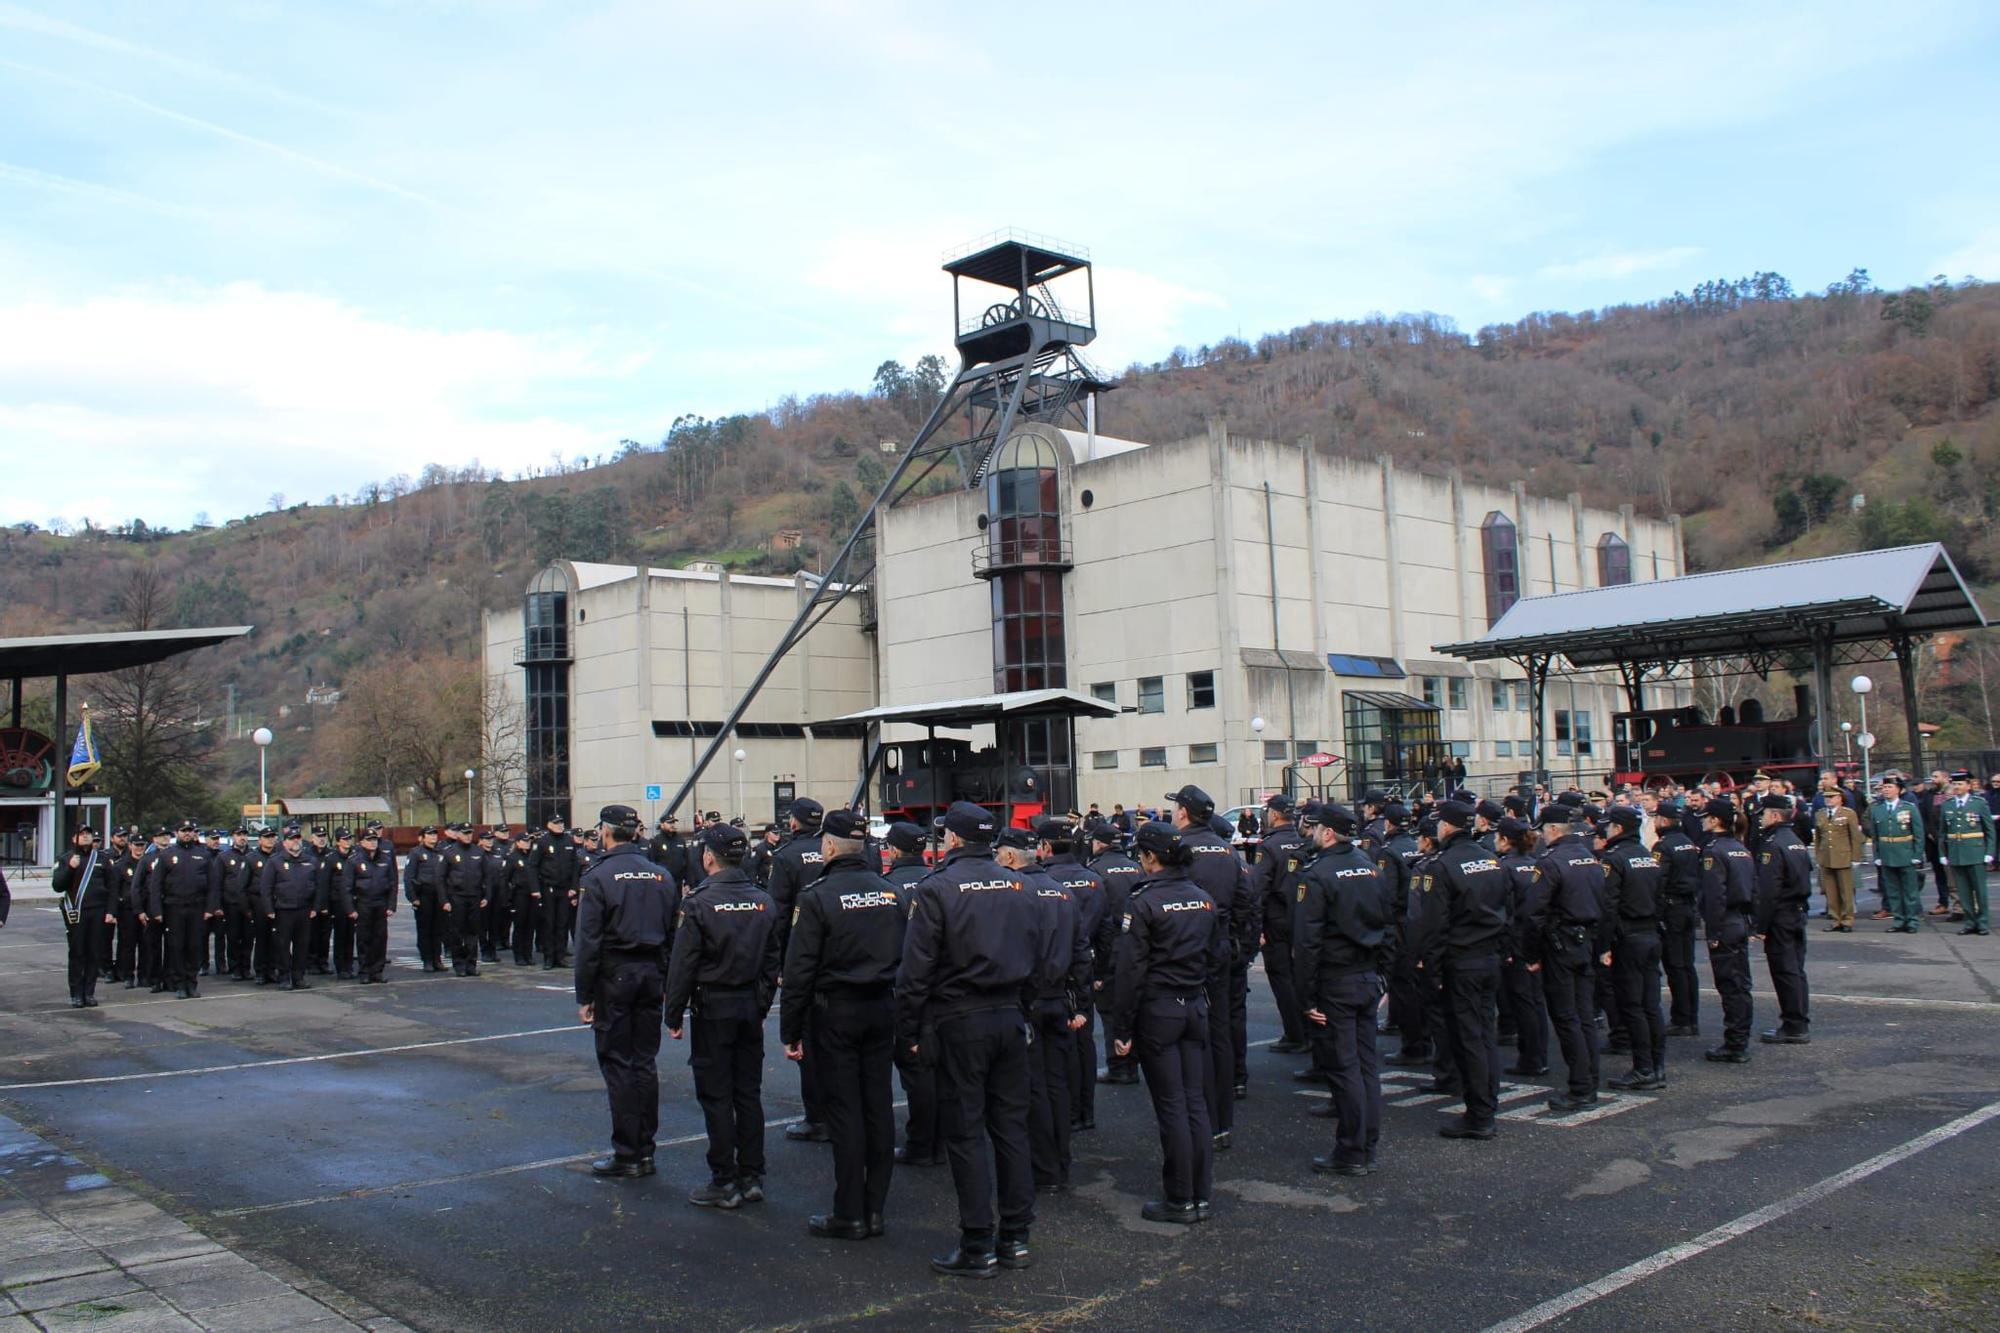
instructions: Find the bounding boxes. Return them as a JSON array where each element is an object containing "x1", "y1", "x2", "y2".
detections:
[
  {"x1": 817, "y1": 981, "x2": 893, "y2": 1002},
  {"x1": 604, "y1": 947, "x2": 661, "y2": 967},
  {"x1": 1618, "y1": 918, "x2": 1663, "y2": 934}
]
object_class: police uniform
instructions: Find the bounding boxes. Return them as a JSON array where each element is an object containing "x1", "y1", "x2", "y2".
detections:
[
  {"x1": 1384, "y1": 818, "x2": 1433, "y2": 1067},
  {"x1": 1084, "y1": 823, "x2": 1144, "y2": 1083},
  {"x1": 896, "y1": 801, "x2": 1044, "y2": 1277},
  {"x1": 108, "y1": 833, "x2": 142, "y2": 986},
  {"x1": 306, "y1": 829, "x2": 335, "y2": 974},
  {"x1": 241, "y1": 834, "x2": 280, "y2": 983},
  {"x1": 781, "y1": 809, "x2": 908, "y2": 1238},
  {"x1": 136, "y1": 831, "x2": 170, "y2": 990},
  {"x1": 998, "y1": 826, "x2": 1087, "y2": 1194},
  {"x1": 152, "y1": 822, "x2": 222, "y2": 998},
  {"x1": 532, "y1": 818, "x2": 578, "y2": 968},
  {"x1": 256, "y1": 830, "x2": 323, "y2": 989},
  {"x1": 442, "y1": 826, "x2": 486, "y2": 976},
  {"x1": 665, "y1": 823, "x2": 779, "y2": 1207},
  {"x1": 1866, "y1": 784, "x2": 1926, "y2": 931},
  {"x1": 1496, "y1": 818, "x2": 1550, "y2": 1075},
  {"x1": 1697, "y1": 802, "x2": 1757, "y2": 1060},
  {"x1": 478, "y1": 830, "x2": 508, "y2": 962},
  {"x1": 403, "y1": 829, "x2": 446, "y2": 970},
  {"x1": 52, "y1": 829, "x2": 115, "y2": 1006},
  {"x1": 346, "y1": 834, "x2": 398, "y2": 983},
  {"x1": 576, "y1": 806, "x2": 678, "y2": 1176},
  {"x1": 1109, "y1": 821, "x2": 1218, "y2": 1224},
  {"x1": 883, "y1": 823, "x2": 943, "y2": 1166},
  {"x1": 1600, "y1": 809, "x2": 1667, "y2": 1089},
  {"x1": 1753, "y1": 796, "x2": 1815, "y2": 1041},
  {"x1": 1251, "y1": 797, "x2": 1311, "y2": 1051},
  {"x1": 1526, "y1": 811, "x2": 1604, "y2": 1108},
  {"x1": 504, "y1": 834, "x2": 542, "y2": 963},
  {"x1": 766, "y1": 799, "x2": 829, "y2": 1142},
  {"x1": 1169, "y1": 786, "x2": 1247, "y2": 1141},
  {"x1": 1653, "y1": 809, "x2": 1704, "y2": 1034},
  {"x1": 1039, "y1": 821, "x2": 1111, "y2": 1133},
  {"x1": 1417, "y1": 802, "x2": 1511, "y2": 1138},
  {"x1": 1292, "y1": 805, "x2": 1389, "y2": 1175},
  {"x1": 216, "y1": 833, "x2": 256, "y2": 980}
]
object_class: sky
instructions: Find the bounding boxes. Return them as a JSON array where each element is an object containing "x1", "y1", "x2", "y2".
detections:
[{"x1": 2, "y1": 0, "x2": 1998, "y2": 531}]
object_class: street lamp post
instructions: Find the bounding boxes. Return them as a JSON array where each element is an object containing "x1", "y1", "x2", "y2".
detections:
[
  {"x1": 251, "y1": 727, "x2": 273, "y2": 814},
  {"x1": 464, "y1": 769, "x2": 477, "y2": 823},
  {"x1": 732, "y1": 748, "x2": 747, "y2": 823},
  {"x1": 1851, "y1": 675, "x2": 1874, "y2": 795},
  {"x1": 1840, "y1": 720, "x2": 1853, "y2": 766}
]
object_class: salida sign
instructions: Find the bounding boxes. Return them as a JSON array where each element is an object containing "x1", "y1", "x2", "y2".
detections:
[{"x1": 1299, "y1": 752, "x2": 1339, "y2": 769}]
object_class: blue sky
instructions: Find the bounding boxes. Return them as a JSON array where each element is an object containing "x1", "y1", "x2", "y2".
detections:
[{"x1": 3, "y1": 0, "x2": 1997, "y2": 530}]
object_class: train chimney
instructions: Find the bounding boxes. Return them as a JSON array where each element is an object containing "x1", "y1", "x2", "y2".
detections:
[{"x1": 1793, "y1": 682, "x2": 1812, "y2": 721}]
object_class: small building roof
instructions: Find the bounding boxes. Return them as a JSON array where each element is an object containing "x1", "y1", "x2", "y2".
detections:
[
  {"x1": 819, "y1": 688, "x2": 1119, "y2": 729},
  {"x1": 278, "y1": 796, "x2": 393, "y2": 817},
  {"x1": 1435, "y1": 543, "x2": 1985, "y2": 668},
  {"x1": 0, "y1": 626, "x2": 253, "y2": 679}
]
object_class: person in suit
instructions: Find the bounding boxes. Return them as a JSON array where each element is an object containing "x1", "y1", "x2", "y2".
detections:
[{"x1": 1812, "y1": 788, "x2": 1865, "y2": 931}]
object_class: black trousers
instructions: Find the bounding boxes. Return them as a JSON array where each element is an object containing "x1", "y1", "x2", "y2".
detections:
[
  {"x1": 207, "y1": 914, "x2": 227, "y2": 973},
  {"x1": 936, "y1": 1007, "x2": 1035, "y2": 1243},
  {"x1": 894, "y1": 1045, "x2": 940, "y2": 1155},
  {"x1": 540, "y1": 891, "x2": 571, "y2": 965},
  {"x1": 164, "y1": 904, "x2": 206, "y2": 989},
  {"x1": 275, "y1": 908, "x2": 312, "y2": 985},
  {"x1": 1425, "y1": 968, "x2": 1456, "y2": 1088},
  {"x1": 1104, "y1": 1005, "x2": 1138, "y2": 1078},
  {"x1": 1661, "y1": 901, "x2": 1700, "y2": 1029},
  {"x1": 690, "y1": 1007, "x2": 765, "y2": 1181},
  {"x1": 357, "y1": 902, "x2": 391, "y2": 979},
  {"x1": 1070, "y1": 1002, "x2": 1097, "y2": 1126},
  {"x1": 224, "y1": 904, "x2": 255, "y2": 976},
  {"x1": 1026, "y1": 1007, "x2": 1074, "y2": 1188},
  {"x1": 510, "y1": 891, "x2": 540, "y2": 962},
  {"x1": 1708, "y1": 915, "x2": 1753, "y2": 1050},
  {"x1": 1500, "y1": 958, "x2": 1548, "y2": 1069},
  {"x1": 1135, "y1": 994, "x2": 1213, "y2": 1207},
  {"x1": 309, "y1": 911, "x2": 332, "y2": 970},
  {"x1": 414, "y1": 891, "x2": 442, "y2": 968},
  {"x1": 594, "y1": 961, "x2": 664, "y2": 1161},
  {"x1": 144, "y1": 917, "x2": 167, "y2": 986},
  {"x1": 65, "y1": 914, "x2": 105, "y2": 998},
  {"x1": 1541, "y1": 945, "x2": 1599, "y2": 1098},
  {"x1": 483, "y1": 893, "x2": 507, "y2": 957},
  {"x1": 1229, "y1": 963, "x2": 1251, "y2": 1084},
  {"x1": 332, "y1": 911, "x2": 356, "y2": 976},
  {"x1": 1203, "y1": 969, "x2": 1235, "y2": 1133},
  {"x1": 1443, "y1": 957, "x2": 1500, "y2": 1126},
  {"x1": 1763, "y1": 903, "x2": 1810, "y2": 1035},
  {"x1": 1263, "y1": 929, "x2": 1307, "y2": 1045},
  {"x1": 1388, "y1": 933, "x2": 1429, "y2": 1055},
  {"x1": 446, "y1": 896, "x2": 483, "y2": 972},
  {"x1": 113, "y1": 907, "x2": 141, "y2": 981},
  {"x1": 1595, "y1": 955, "x2": 1625, "y2": 1045},
  {"x1": 1612, "y1": 929, "x2": 1667, "y2": 1074},
  {"x1": 798, "y1": 1008, "x2": 826, "y2": 1127},
  {"x1": 1315, "y1": 971, "x2": 1383, "y2": 1166},
  {"x1": 817, "y1": 993, "x2": 896, "y2": 1222}
]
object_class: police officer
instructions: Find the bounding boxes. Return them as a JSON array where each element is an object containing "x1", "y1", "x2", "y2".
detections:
[
  {"x1": 441, "y1": 825, "x2": 485, "y2": 976},
  {"x1": 1867, "y1": 776, "x2": 1926, "y2": 933},
  {"x1": 135, "y1": 826, "x2": 171, "y2": 991},
  {"x1": 1653, "y1": 801, "x2": 1703, "y2": 1036},
  {"x1": 1495, "y1": 817, "x2": 1550, "y2": 1077},
  {"x1": 666, "y1": 822, "x2": 779, "y2": 1208},
  {"x1": 1698, "y1": 799, "x2": 1757, "y2": 1062},
  {"x1": 504, "y1": 829, "x2": 541, "y2": 965},
  {"x1": 782, "y1": 808, "x2": 907, "y2": 1240},
  {"x1": 216, "y1": 829, "x2": 255, "y2": 981},
  {"x1": 1252, "y1": 795, "x2": 1311, "y2": 1054},
  {"x1": 53, "y1": 824, "x2": 116, "y2": 1007},
  {"x1": 649, "y1": 814, "x2": 690, "y2": 886},
  {"x1": 1416, "y1": 800, "x2": 1510, "y2": 1140},
  {"x1": 257, "y1": 826, "x2": 322, "y2": 990},
  {"x1": 533, "y1": 814, "x2": 577, "y2": 969},
  {"x1": 322, "y1": 828, "x2": 357, "y2": 978},
  {"x1": 403, "y1": 826, "x2": 446, "y2": 971},
  {"x1": 1753, "y1": 793, "x2": 1814, "y2": 1043},
  {"x1": 347, "y1": 829, "x2": 397, "y2": 983},
  {"x1": 1384, "y1": 808, "x2": 1434, "y2": 1071},
  {"x1": 1294, "y1": 803, "x2": 1389, "y2": 1177},
  {"x1": 1167, "y1": 785, "x2": 1247, "y2": 1145},
  {"x1": 1085, "y1": 819, "x2": 1144, "y2": 1085},
  {"x1": 1600, "y1": 806, "x2": 1667, "y2": 1091},
  {"x1": 107, "y1": 827, "x2": 141, "y2": 987},
  {"x1": 1109, "y1": 821, "x2": 1218, "y2": 1224},
  {"x1": 767, "y1": 798, "x2": 830, "y2": 1144},
  {"x1": 1526, "y1": 805, "x2": 1604, "y2": 1111},
  {"x1": 878, "y1": 822, "x2": 942, "y2": 1166},
  {"x1": 241, "y1": 827, "x2": 280, "y2": 984},
  {"x1": 151, "y1": 819, "x2": 222, "y2": 999},
  {"x1": 477, "y1": 827, "x2": 508, "y2": 962},
  {"x1": 305, "y1": 826, "x2": 334, "y2": 975},
  {"x1": 996, "y1": 825, "x2": 1087, "y2": 1195},
  {"x1": 200, "y1": 829, "x2": 227, "y2": 976},
  {"x1": 1038, "y1": 818, "x2": 1110, "y2": 1133},
  {"x1": 897, "y1": 801, "x2": 1044, "y2": 1277}
]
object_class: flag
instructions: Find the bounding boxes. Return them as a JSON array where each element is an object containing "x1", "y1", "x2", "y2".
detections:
[{"x1": 66, "y1": 712, "x2": 101, "y2": 789}]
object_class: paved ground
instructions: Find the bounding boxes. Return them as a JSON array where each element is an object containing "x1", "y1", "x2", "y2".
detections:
[{"x1": 2, "y1": 871, "x2": 1997, "y2": 1331}]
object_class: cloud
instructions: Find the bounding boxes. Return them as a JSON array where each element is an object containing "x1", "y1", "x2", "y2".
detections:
[
  {"x1": 1933, "y1": 227, "x2": 2000, "y2": 280},
  {"x1": 1538, "y1": 247, "x2": 1707, "y2": 282},
  {"x1": 0, "y1": 283, "x2": 640, "y2": 528}
]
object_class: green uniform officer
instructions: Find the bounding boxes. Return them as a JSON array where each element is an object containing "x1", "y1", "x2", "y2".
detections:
[
  {"x1": 1938, "y1": 771, "x2": 1994, "y2": 935},
  {"x1": 1865, "y1": 776, "x2": 1926, "y2": 932}
]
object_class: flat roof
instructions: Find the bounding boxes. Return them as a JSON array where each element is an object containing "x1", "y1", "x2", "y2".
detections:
[
  {"x1": 818, "y1": 688, "x2": 1119, "y2": 729},
  {"x1": 943, "y1": 230, "x2": 1090, "y2": 289},
  {"x1": 279, "y1": 796, "x2": 393, "y2": 817},
  {"x1": 1435, "y1": 543, "x2": 1985, "y2": 667},
  {"x1": 0, "y1": 626, "x2": 253, "y2": 679}
]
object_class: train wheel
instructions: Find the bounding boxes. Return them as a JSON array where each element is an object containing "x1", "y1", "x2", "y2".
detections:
[
  {"x1": 1641, "y1": 773, "x2": 1674, "y2": 792},
  {"x1": 1700, "y1": 771, "x2": 1739, "y2": 791}
]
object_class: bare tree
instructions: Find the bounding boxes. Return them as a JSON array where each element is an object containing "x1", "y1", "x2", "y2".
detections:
[
  {"x1": 480, "y1": 671, "x2": 528, "y2": 824},
  {"x1": 95, "y1": 565, "x2": 222, "y2": 829},
  {"x1": 328, "y1": 655, "x2": 479, "y2": 822}
]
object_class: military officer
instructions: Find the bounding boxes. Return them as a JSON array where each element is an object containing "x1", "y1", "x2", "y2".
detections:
[
  {"x1": 1938, "y1": 770, "x2": 1994, "y2": 935},
  {"x1": 1813, "y1": 788, "x2": 1865, "y2": 932},
  {"x1": 1752, "y1": 793, "x2": 1815, "y2": 1042},
  {"x1": 1867, "y1": 776, "x2": 1926, "y2": 933}
]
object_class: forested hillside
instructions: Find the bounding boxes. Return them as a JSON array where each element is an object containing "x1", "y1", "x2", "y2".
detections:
[{"x1": 5, "y1": 270, "x2": 1997, "y2": 824}]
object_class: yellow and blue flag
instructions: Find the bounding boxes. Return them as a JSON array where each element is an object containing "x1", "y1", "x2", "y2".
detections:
[{"x1": 66, "y1": 711, "x2": 101, "y2": 788}]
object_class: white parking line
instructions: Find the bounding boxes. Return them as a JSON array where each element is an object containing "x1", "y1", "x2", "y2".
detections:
[{"x1": 1480, "y1": 1098, "x2": 2000, "y2": 1332}]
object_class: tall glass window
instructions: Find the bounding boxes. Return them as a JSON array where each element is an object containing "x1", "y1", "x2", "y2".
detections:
[
  {"x1": 523, "y1": 567, "x2": 572, "y2": 827},
  {"x1": 1597, "y1": 532, "x2": 1632, "y2": 586},
  {"x1": 1481, "y1": 511, "x2": 1519, "y2": 625},
  {"x1": 985, "y1": 431, "x2": 1067, "y2": 693}
]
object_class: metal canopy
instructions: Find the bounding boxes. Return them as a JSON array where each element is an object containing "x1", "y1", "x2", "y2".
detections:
[
  {"x1": 944, "y1": 236, "x2": 1089, "y2": 290},
  {"x1": 1344, "y1": 690, "x2": 1439, "y2": 712},
  {"x1": 818, "y1": 688, "x2": 1118, "y2": 730},
  {"x1": 279, "y1": 796, "x2": 394, "y2": 818},
  {"x1": 1435, "y1": 544, "x2": 1985, "y2": 668},
  {"x1": 0, "y1": 626, "x2": 254, "y2": 679}
]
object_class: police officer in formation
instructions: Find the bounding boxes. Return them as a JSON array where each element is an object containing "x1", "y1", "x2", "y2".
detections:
[
  {"x1": 442, "y1": 824, "x2": 489, "y2": 977},
  {"x1": 1037, "y1": 818, "x2": 1111, "y2": 1134},
  {"x1": 1416, "y1": 799, "x2": 1510, "y2": 1139},
  {"x1": 153, "y1": 818, "x2": 223, "y2": 998},
  {"x1": 1698, "y1": 798, "x2": 1757, "y2": 1061},
  {"x1": 1084, "y1": 818, "x2": 1144, "y2": 1085},
  {"x1": 1525, "y1": 803, "x2": 1604, "y2": 1110},
  {"x1": 883, "y1": 822, "x2": 943, "y2": 1167},
  {"x1": 994, "y1": 825, "x2": 1087, "y2": 1193},
  {"x1": 766, "y1": 798, "x2": 829, "y2": 1144},
  {"x1": 1600, "y1": 807, "x2": 1667, "y2": 1090},
  {"x1": 257, "y1": 825, "x2": 323, "y2": 990},
  {"x1": 347, "y1": 828, "x2": 399, "y2": 983},
  {"x1": 504, "y1": 829, "x2": 542, "y2": 964},
  {"x1": 1653, "y1": 802, "x2": 1703, "y2": 1037},
  {"x1": 1167, "y1": 785, "x2": 1248, "y2": 1144},
  {"x1": 1752, "y1": 792, "x2": 1814, "y2": 1043},
  {"x1": 53, "y1": 823, "x2": 116, "y2": 1008},
  {"x1": 535, "y1": 814, "x2": 579, "y2": 968},
  {"x1": 1252, "y1": 794, "x2": 1310, "y2": 1055},
  {"x1": 1293, "y1": 802, "x2": 1389, "y2": 1176}
]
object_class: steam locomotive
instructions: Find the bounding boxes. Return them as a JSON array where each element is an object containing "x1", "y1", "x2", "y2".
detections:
[
  {"x1": 1609, "y1": 687, "x2": 1820, "y2": 789},
  {"x1": 878, "y1": 736, "x2": 1045, "y2": 824}
]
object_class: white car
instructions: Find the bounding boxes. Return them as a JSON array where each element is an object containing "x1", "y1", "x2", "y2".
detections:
[{"x1": 868, "y1": 817, "x2": 893, "y2": 844}]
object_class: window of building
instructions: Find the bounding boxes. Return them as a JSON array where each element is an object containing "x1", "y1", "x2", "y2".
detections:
[
  {"x1": 1490, "y1": 680, "x2": 1509, "y2": 710},
  {"x1": 1574, "y1": 711, "x2": 1594, "y2": 755},
  {"x1": 1187, "y1": 671, "x2": 1216, "y2": 710},
  {"x1": 1091, "y1": 750, "x2": 1119, "y2": 770},
  {"x1": 1555, "y1": 709, "x2": 1574, "y2": 757},
  {"x1": 1495, "y1": 740, "x2": 1513, "y2": 759},
  {"x1": 1137, "y1": 676, "x2": 1165, "y2": 714},
  {"x1": 1420, "y1": 676, "x2": 1441, "y2": 707},
  {"x1": 1189, "y1": 743, "x2": 1219, "y2": 764},
  {"x1": 1481, "y1": 511, "x2": 1519, "y2": 625},
  {"x1": 1447, "y1": 677, "x2": 1467, "y2": 711},
  {"x1": 1139, "y1": 747, "x2": 1168, "y2": 768},
  {"x1": 1295, "y1": 741, "x2": 1321, "y2": 760},
  {"x1": 1512, "y1": 680, "x2": 1531, "y2": 711},
  {"x1": 523, "y1": 567, "x2": 573, "y2": 826},
  {"x1": 1090, "y1": 681, "x2": 1116, "y2": 704},
  {"x1": 1597, "y1": 532, "x2": 1632, "y2": 587},
  {"x1": 1448, "y1": 741, "x2": 1471, "y2": 758},
  {"x1": 1264, "y1": 741, "x2": 1290, "y2": 762}
]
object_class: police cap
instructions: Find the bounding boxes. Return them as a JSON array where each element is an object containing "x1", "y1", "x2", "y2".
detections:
[
  {"x1": 359, "y1": 828, "x2": 380, "y2": 842},
  {"x1": 1436, "y1": 799, "x2": 1475, "y2": 828},
  {"x1": 1264, "y1": 792, "x2": 1296, "y2": 816},
  {"x1": 1362, "y1": 788, "x2": 1388, "y2": 806},
  {"x1": 1131, "y1": 820, "x2": 1181, "y2": 860},
  {"x1": 334, "y1": 826, "x2": 352, "y2": 840},
  {"x1": 1758, "y1": 792, "x2": 1794, "y2": 812},
  {"x1": 1605, "y1": 806, "x2": 1642, "y2": 833},
  {"x1": 994, "y1": 825, "x2": 1035, "y2": 851},
  {"x1": 1207, "y1": 812, "x2": 1235, "y2": 839},
  {"x1": 231, "y1": 826, "x2": 249, "y2": 837},
  {"x1": 699, "y1": 823, "x2": 748, "y2": 856},
  {"x1": 1503, "y1": 794, "x2": 1528, "y2": 816},
  {"x1": 1577, "y1": 803, "x2": 1605, "y2": 823},
  {"x1": 788, "y1": 798, "x2": 825, "y2": 825},
  {"x1": 1534, "y1": 805, "x2": 1572, "y2": 829},
  {"x1": 544, "y1": 813, "x2": 566, "y2": 828},
  {"x1": 310, "y1": 826, "x2": 328, "y2": 838},
  {"x1": 176, "y1": 818, "x2": 199, "y2": 832},
  {"x1": 822, "y1": 808, "x2": 867, "y2": 839},
  {"x1": 1497, "y1": 815, "x2": 1531, "y2": 841},
  {"x1": 1306, "y1": 802, "x2": 1358, "y2": 835},
  {"x1": 1382, "y1": 800, "x2": 1410, "y2": 826},
  {"x1": 942, "y1": 801, "x2": 997, "y2": 841},
  {"x1": 282, "y1": 824, "x2": 302, "y2": 840},
  {"x1": 598, "y1": 804, "x2": 639, "y2": 830},
  {"x1": 1165, "y1": 785, "x2": 1215, "y2": 820},
  {"x1": 1651, "y1": 799, "x2": 1682, "y2": 817},
  {"x1": 420, "y1": 824, "x2": 438, "y2": 835},
  {"x1": 1417, "y1": 816, "x2": 1441, "y2": 841},
  {"x1": 886, "y1": 821, "x2": 926, "y2": 853},
  {"x1": 1706, "y1": 797, "x2": 1738, "y2": 821},
  {"x1": 1475, "y1": 799, "x2": 1505, "y2": 823},
  {"x1": 1083, "y1": 817, "x2": 1120, "y2": 845},
  {"x1": 1450, "y1": 788, "x2": 1477, "y2": 804},
  {"x1": 256, "y1": 825, "x2": 277, "y2": 839},
  {"x1": 1032, "y1": 816, "x2": 1072, "y2": 844},
  {"x1": 475, "y1": 826, "x2": 495, "y2": 841}
]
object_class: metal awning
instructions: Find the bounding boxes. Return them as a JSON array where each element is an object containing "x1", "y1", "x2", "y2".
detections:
[
  {"x1": 0, "y1": 626, "x2": 254, "y2": 678},
  {"x1": 1344, "y1": 690, "x2": 1438, "y2": 712},
  {"x1": 279, "y1": 796, "x2": 393, "y2": 817},
  {"x1": 818, "y1": 688, "x2": 1119, "y2": 729}
]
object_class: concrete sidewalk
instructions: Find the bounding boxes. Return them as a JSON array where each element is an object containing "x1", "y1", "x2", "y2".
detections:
[{"x1": 0, "y1": 1113, "x2": 406, "y2": 1332}]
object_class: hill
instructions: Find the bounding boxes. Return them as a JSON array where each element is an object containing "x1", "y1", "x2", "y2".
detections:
[{"x1": 5, "y1": 268, "x2": 1999, "y2": 824}]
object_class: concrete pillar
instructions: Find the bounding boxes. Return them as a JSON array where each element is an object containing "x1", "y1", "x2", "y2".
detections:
[
  {"x1": 1380, "y1": 455, "x2": 1405, "y2": 661},
  {"x1": 1449, "y1": 466, "x2": 1470, "y2": 641},
  {"x1": 1208, "y1": 420, "x2": 1249, "y2": 785}
]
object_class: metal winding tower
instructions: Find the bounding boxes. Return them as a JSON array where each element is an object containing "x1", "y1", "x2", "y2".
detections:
[{"x1": 664, "y1": 230, "x2": 1111, "y2": 816}]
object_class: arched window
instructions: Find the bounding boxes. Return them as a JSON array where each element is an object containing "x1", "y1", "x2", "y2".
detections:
[
  {"x1": 521, "y1": 566, "x2": 572, "y2": 826},
  {"x1": 985, "y1": 430, "x2": 1067, "y2": 691},
  {"x1": 1597, "y1": 532, "x2": 1632, "y2": 586},
  {"x1": 1481, "y1": 511, "x2": 1519, "y2": 625}
]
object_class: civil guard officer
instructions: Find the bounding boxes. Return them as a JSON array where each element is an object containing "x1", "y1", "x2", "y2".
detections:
[
  {"x1": 52, "y1": 823, "x2": 116, "y2": 1007},
  {"x1": 1697, "y1": 798, "x2": 1757, "y2": 1062},
  {"x1": 1417, "y1": 799, "x2": 1511, "y2": 1140},
  {"x1": 1108, "y1": 820, "x2": 1218, "y2": 1225},
  {"x1": 883, "y1": 822, "x2": 943, "y2": 1167},
  {"x1": 1084, "y1": 818, "x2": 1144, "y2": 1086},
  {"x1": 665, "y1": 822, "x2": 780, "y2": 1209},
  {"x1": 1600, "y1": 806, "x2": 1667, "y2": 1091},
  {"x1": 768, "y1": 798, "x2": 830, "y2": 1145},
  {"x1": 347, "y1": 829, "x2": 398, "y2": 984},
  {"x1": 1866, "y1": 775, "x2": 1926, "y2": 933},
  {"x1": 1168, "y1": 785, "x2": 1248, "y2": 1146},
  {"x1": 1252, "y1": 794, "x2": 1311, "y2": 1056},
  {"x1": 574, "y1": 804, "x2": 676, "y2": 1179},
  {"x1": 1652, "y1": 800, "x2": 1704, "y2": 1037},
  {"x1": 403, "y1": 825, "x2": 446, "y2": 971},
  {"x1": 256, "y1": 826, "x2": 322, "y2": 990},
  {"x1": 995, "y1": 823, "x2": 1088, "y2": 1195},
  {"x1": 1037, "y1": 817, "x2": 1110, "y2": 1133},
  {"x1": 1752, "y1": 792, "x2": 1815, "y2": 1043},
  {"x1": 781, "y1": 808, "x2": 907, "y2": 1240},
  {"x1": 1939, "y1": 770, "x2": 1995, "y2": 935},
  {"x1": 1495, "y1": 816, "x2": 1550, "y2": 1078},
  {"x1": 896, "y1": 800, "x2": 1045, "y2": 1278},
  {"x1": 1293, "y1": 802, "x2": 1389, "y2": 1177},
  {"x1": 152, "y1": 819, "x2": 222, "y2": 999},
  {"x1": 1525, "y1": 804, "x2": 1604, "y2": 1111}
]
